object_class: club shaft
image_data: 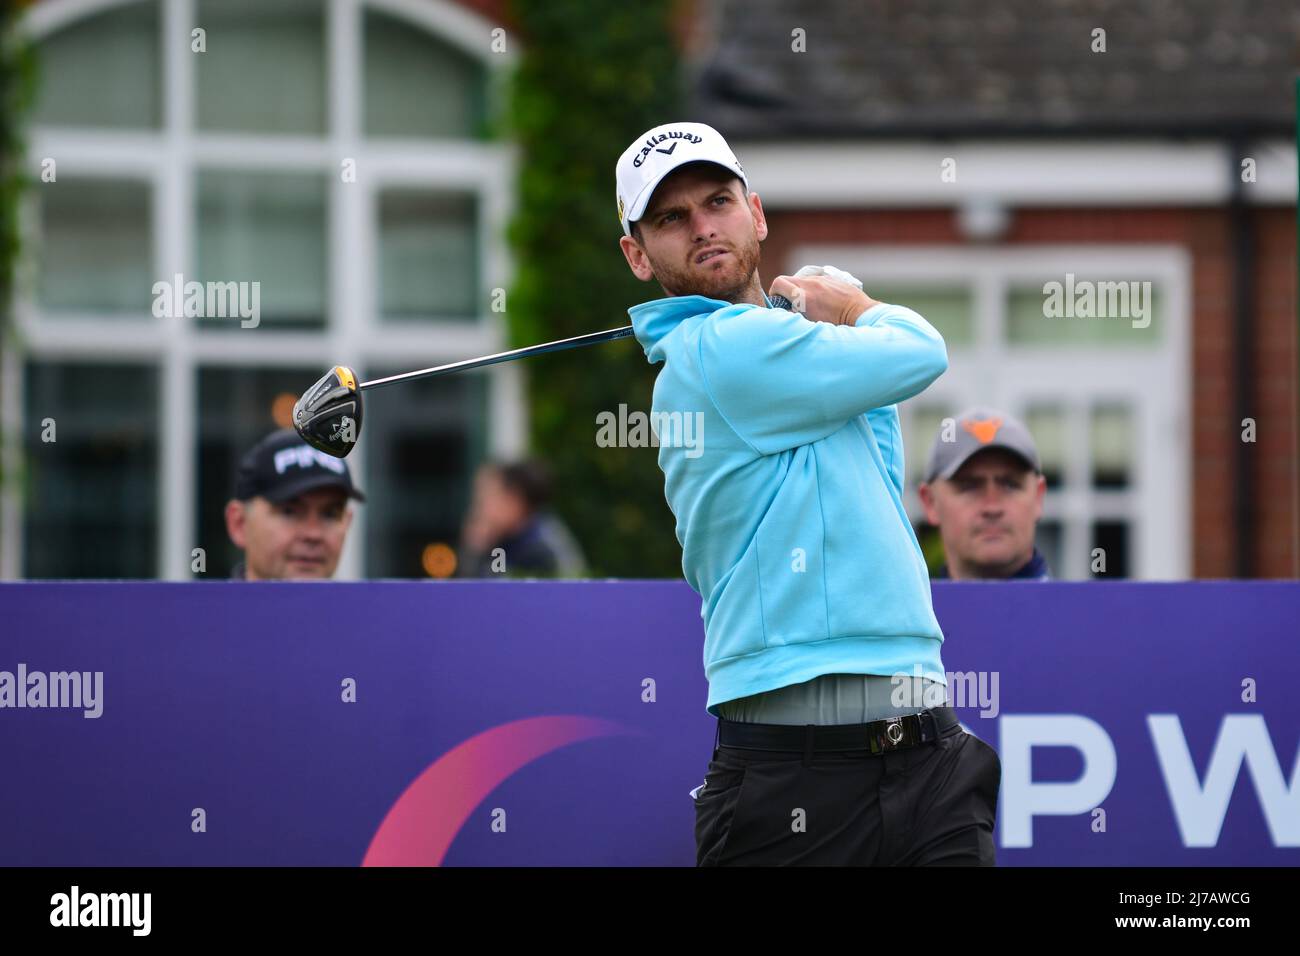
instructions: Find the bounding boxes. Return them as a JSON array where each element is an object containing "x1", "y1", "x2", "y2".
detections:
[{"x1": 358, "y1": 326, "x2": 637, "y2": 391}]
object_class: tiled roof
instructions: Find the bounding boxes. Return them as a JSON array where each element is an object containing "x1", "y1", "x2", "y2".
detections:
[{"x1": 687, "y1": 0, "x2": 1298, "y2": 137}]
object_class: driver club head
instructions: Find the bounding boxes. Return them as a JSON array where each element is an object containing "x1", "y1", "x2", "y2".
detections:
[{"x1": 293, "y1": 365, "x2": 363, "y2": 458}]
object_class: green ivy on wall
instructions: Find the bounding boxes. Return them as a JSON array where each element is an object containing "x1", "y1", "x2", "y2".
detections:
[
  {"x1": 0, "y1": 3, "x2": 35, "y2": 507},
  {"x1": 1, "y1": 3, "x2": 34, "y2": 340},
  {"x1": 504, "y1": 1, "x2": 686, "y2": 577}
]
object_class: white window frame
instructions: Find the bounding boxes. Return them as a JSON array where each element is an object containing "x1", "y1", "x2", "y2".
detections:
[
  {"x1": 4, "y1": 0, "x2": 521, "y2": 580},
  {"x1": 792, "y1": 243, "x2": 1192, "y2": 580}
]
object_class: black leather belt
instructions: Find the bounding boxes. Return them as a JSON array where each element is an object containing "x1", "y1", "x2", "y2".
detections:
[{"x1": 718, "y1": 705, "x2": 959, "y2": 755}]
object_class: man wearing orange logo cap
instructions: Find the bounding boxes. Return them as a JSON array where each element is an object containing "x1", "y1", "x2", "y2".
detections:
[{"x1": 918, "y1": 407, "x2": 1050, "y2": 580}]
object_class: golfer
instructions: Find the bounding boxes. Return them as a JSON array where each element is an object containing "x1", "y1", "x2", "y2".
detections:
[{"x1": 616, "y1": 122, "x2": 1000, "y2": 866}]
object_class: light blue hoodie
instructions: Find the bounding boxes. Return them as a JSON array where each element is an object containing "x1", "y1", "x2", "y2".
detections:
[{"x1": 628, "y1": 293, "x2": 951, "y2": 715}]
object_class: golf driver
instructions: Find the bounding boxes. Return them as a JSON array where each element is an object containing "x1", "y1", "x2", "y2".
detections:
[{"x1": 293, "y1": 325, "x2": 637, "y2": 458}]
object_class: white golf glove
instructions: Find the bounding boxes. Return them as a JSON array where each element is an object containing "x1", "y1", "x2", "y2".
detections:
[{"x1": 794, "y1": 264, "x2": 864, "y2": 291}]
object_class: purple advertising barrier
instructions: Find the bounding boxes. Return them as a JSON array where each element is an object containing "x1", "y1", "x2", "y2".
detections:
[{"x1": 0, "y1": 581, "x2": 1296, "y2": 866}]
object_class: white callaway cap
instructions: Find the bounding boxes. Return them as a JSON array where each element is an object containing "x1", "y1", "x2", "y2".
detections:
[{"x1": 615, "y1": 121, "x2": 748, "y2": 237}]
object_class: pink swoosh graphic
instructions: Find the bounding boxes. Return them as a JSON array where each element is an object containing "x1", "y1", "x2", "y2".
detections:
[{"x1": 362, "y1": 715, "x2": 627, "y2": 867}]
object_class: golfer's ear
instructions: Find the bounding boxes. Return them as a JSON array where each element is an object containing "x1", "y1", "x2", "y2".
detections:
[
  {"x1": 225, "y1": 499, "x2": 247, "y2": 548},
  {"x1": 749, "y1": 191, "x2": 768, "y2": 241},
  {"x1": 619, "y1": 234, "x2": 655, "y2": 281}
]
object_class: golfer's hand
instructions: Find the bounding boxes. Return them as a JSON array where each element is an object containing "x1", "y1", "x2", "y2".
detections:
[{"x1": 768, "y1": 274, "x2": 879, "y2": 327}]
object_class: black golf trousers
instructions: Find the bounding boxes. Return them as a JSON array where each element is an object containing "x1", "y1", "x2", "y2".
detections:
[{"x1": 693, "y1": 713, "x2": 1001, "y2": 866}]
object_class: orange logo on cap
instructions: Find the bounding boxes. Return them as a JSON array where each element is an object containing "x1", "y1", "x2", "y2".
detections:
[{"x1": 962, "y1": 417, "x2": 1003, "y2": 444}]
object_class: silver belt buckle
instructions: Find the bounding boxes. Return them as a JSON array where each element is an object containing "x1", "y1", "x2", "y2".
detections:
[{"x1": 884, "y1": 717, "x2": 905, "y2": 748}]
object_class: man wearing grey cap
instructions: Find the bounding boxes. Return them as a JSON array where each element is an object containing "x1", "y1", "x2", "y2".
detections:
[
  {"x1": 224, "y1": 428, "x2": 365, "y2": 580},
  {"x1": 918, "y1": 408, "x2": 1050, "y2": 580}
]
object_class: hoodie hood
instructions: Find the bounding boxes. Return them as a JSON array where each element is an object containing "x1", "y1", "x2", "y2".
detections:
[{"x1": 629, "y1": 292, "x2": 775, "y2": 364}]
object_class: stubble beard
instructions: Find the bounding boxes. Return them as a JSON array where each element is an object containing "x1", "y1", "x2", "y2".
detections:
[{"x1": 649, "y1": 231, "x2": 761, "y2": 303}]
